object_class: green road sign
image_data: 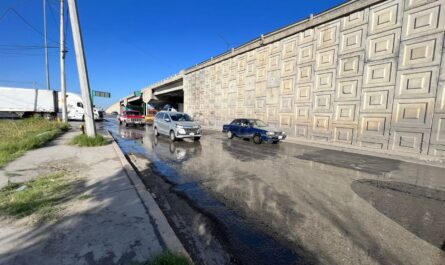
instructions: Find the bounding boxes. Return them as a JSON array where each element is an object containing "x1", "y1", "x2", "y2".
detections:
[{"x1": 92, "y1": 90, "x2": 111, "y2": 98}]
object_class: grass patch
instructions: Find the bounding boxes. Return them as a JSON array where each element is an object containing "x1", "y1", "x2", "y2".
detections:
[
  {"x1": 70, "y1": 134, "x2": 109, "y2": 147},
  {"x1": 0, "y1": 172, "x2": 72, "y2": 222},
  {"x1": 0, "y1": 118, "x2": 69, "y2": 168},
  {"x1": 146, "y1": 252, "x2": 193, "y2": 265}
]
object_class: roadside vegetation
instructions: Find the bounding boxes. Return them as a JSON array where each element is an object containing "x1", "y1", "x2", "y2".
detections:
[
  {"x1": 146, "y1": 252, "x2": 193, "y2": 265},
  {"x1": 70, "y1": 134, "x2": 109, "y2": 147},
  {"x1": 0, "y1": 118, "x2": 69, "y2": 168},
  {"x1": 0, "y1": 171, "x2": 74, "y2": 222}
]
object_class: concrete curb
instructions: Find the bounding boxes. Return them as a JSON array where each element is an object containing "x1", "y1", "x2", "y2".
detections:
[{"x1": 109, "y1": 134, "x2": 189, "y2": 257}]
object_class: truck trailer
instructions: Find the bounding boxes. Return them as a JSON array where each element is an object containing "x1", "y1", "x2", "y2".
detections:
[
  {"x1": 0, "y1": 87, "x2": 103, "y2": 120},
  {"x1": 0, "y1": 87, "x2": 58, "y2": 118}
]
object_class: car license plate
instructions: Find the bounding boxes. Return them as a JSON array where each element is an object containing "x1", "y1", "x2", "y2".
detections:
[
  {"x1": 190, "y1": 132, "x2": 195, "y2": 136},
  {"x1": 278, "y1": 136, "x2": 283, "y2": 139}
]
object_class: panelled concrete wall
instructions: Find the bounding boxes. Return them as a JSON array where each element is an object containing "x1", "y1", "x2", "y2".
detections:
[{"x1": 184, "y1": 0, "x2": 445, "y2": 160}]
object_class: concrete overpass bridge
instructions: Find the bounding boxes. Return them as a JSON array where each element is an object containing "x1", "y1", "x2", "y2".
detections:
[
  {"x1": 111, "y1": 71, "x2": 185, "y2": 115},
  {"x1": 142, "y1": 71, "x2": 184, "y2": 111}
]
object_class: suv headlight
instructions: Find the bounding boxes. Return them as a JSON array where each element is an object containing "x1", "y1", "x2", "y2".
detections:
[
  {"x1": 176, "y1": 124, "x2": 183, "y2": 129},
  {"x1": 266, "y1": 131, "x2": 274, "y2": 136}
]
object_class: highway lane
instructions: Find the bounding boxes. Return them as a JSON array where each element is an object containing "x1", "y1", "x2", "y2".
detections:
[{"x1": 106, "y1": 118, "x2": 445, "y2": 265}]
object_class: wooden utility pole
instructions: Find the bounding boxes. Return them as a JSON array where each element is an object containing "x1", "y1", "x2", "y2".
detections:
[
  {"x1": 67, "y1": 0, "x2": 96, "y2": 137},
  {"x1": 60, "y1": 0, "x2": 67, "y2": 123},
  {"x1": 43, "y1": 0, "x2": 50, "y2": 90}
]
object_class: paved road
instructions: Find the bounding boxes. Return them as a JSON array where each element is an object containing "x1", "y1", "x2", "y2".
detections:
[{"x1": 107, "y1": 119, "x2": 445, "y2": 265}]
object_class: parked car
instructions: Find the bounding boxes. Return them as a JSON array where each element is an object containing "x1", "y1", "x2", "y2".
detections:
[
  {"x1": 222, "y1": 119, "x2": 286, "y2": 144},
  {"x1": 153, "y1": 111, "x2": 202, "y2": 141},
  {"x1": 118, "y1": 110, "x2": 146, "y2": 127}
]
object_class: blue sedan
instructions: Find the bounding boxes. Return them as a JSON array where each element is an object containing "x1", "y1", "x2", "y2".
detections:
[{"x1": 222, "y1": 119, "x2": 287, "y2": 144}]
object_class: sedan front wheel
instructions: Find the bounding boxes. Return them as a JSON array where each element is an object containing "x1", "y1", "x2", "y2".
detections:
[
  {"x1": 227, "y1": 131, "x2": 234, "y2": 139},
  {"x1": 253, "y1": 134, "x2": 262, "y2": 144}
]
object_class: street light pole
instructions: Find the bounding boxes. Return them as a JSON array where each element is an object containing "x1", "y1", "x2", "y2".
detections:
[
  {"x1": 67, "y1": 0, "x2": 96, "y2": 137},
  {"x1": 60, "y1": 0, "x2": 67, "y2": 123},
  {"x1": 44, "y1": 0, "x2": 50, "y2": 90}
]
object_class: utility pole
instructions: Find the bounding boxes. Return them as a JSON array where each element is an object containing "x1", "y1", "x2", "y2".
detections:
[
  {"x1": 60, "y1": 0, "x2": 67, "y2": 123},
  {"x1": 67, "y1": 0, "x2": 96, "y2": 137},
  {"x1": 43, "y1": 0, "x2": 50, "y2": 90}
]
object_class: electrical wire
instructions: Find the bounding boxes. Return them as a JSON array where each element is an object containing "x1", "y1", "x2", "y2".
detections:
[
  {"x1": 0, "y1": 45, "x2": 58, "y2": 50},
  {"x1": 47, "y1": 0, "x2": 59, "y2": 28},
  {"x1": 0, "y1": 80, "x2": 43, "y2": 85},
  {"x1": 0, "y1": 7, "x2": 59, "y2": 44}
]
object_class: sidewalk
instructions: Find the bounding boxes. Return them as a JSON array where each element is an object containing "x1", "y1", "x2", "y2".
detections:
[{"x1": 0, "y1": 130, "x2": 186, "y2": 265}]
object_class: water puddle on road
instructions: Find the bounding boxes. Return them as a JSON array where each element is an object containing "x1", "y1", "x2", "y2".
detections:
[
  {"x1": 107, "y1": 121, "x2": 306, "y2": 265},
  {"x1": 105, "y1": 119, "x2": 445, "y2": 265}
]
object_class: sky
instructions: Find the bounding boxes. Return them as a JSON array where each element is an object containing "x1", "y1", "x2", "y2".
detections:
[{"x1": 0, "y1": 0, "x2": 346, "y2": 109}]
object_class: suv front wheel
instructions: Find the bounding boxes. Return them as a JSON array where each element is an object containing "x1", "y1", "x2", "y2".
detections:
[
  {"x1": 170, "y1": 130, "x2": 176, "y2": 141},
  {"x1": 154, "y1": 127, "x2": 159, "y2": 136}
]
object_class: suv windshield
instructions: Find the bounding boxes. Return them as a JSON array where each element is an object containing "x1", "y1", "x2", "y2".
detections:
[
  {"x1": 170, "y1": 113, "x2": 193, "y2": 121},
  {"x1": 251, "y1": 119, "x2": 268, "y2": 127}
]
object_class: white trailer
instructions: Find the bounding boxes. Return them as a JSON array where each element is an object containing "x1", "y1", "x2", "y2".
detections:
[{"x1": 0, "y1": 87, "x2": 58, "y2": 118}]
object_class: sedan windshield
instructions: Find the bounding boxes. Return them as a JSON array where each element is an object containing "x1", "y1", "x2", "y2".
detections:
[
  {"x1": 170, "y1": 113, "x2": 193, "y2": 121},
  {"x1": 251, "y1": 119, "x2": 268, "y2": 127}
]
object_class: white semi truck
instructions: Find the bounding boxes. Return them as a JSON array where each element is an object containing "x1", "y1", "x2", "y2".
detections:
[
  {"x1": 0, "y1": 87, "x2": 103, "y2": 120},
  {"x1": 64, "y1": 92, "x2": 104, "y2": 121}
]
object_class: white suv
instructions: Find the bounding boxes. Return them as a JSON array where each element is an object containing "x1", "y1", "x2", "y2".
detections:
[{"x1": 153, "y1": 111, "x2": 202, "y2": 141}]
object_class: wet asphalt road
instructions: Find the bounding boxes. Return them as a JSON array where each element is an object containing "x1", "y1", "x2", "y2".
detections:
[{"x1": 104, "y1": 118, "x2": 445, "y2": 265}]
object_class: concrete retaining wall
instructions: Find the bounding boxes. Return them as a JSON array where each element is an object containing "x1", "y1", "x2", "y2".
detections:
[{"x1": 183, "y1": 0, "x2": 445, "y2": 161}]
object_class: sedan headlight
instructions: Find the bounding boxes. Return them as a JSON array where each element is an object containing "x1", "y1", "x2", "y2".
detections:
[{"x1": 266, "y1": 131, "x2": 274, "y2": 136}]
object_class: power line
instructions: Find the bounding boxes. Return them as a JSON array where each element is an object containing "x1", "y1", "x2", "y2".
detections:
[
  {"x1": 47, "y1": 0, "x2": 59, "y2": 28},
  {"x1": 0, "y1": 44, "x2": 58, "y2": 50},
  {"x1": 0, "y1": 7, "x2": 59, "y2": 44},
  {"x1": 0, "y1": 79, "x2": 43, "y2": 85}
]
